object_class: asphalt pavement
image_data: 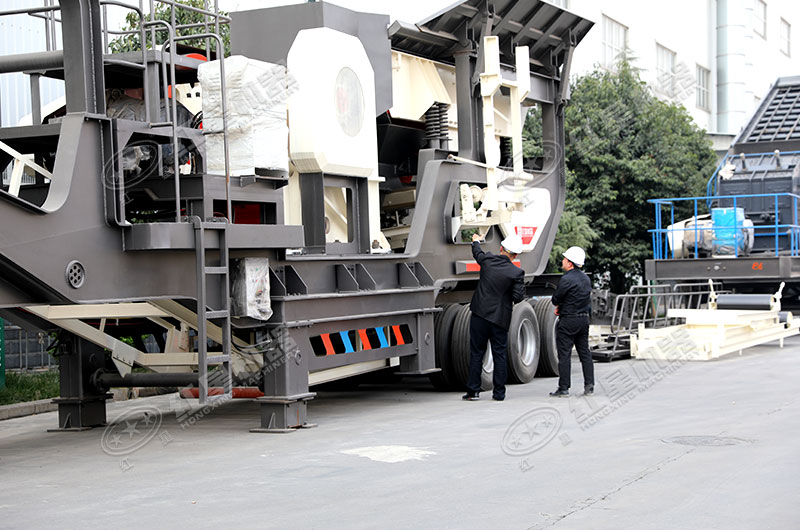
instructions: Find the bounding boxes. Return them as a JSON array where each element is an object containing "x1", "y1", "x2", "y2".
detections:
[{"x1": 1, "y1": 337, "x2": 798, "y2": 530}]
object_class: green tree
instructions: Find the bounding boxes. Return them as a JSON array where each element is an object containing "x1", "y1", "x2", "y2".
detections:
[
  {"x1": 533, "y1": 60, "x2": 716, "y2": 292},
  {"x1": 548, "y1": 206, "x2": 599, "y2": 273},
  {"x1": 109, "y1": 0, "x2": 230, "y2": 56}
]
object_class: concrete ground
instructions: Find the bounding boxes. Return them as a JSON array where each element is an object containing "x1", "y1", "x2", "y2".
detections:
[{"x1": 1, "y1": 337, "x2": 798, "y2": 530}]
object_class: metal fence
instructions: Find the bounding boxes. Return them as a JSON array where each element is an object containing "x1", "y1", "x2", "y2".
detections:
[
  {"x1": 2, "y1": 323, "x2": 53, "y2": 370},
  {"x1": 592, "y1": 281, "x2": 725, "y2": 361}
]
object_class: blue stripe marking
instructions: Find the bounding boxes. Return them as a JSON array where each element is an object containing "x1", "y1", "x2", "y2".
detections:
[
  {"x1": 375, "y1": 327, "x2": 389, "y2": 348},
  {"x1": 340, "y1": 331, "x2": 354, "y2": 353}
]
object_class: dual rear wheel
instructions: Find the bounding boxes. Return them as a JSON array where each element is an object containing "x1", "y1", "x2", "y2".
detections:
[{"x1": 430, "y1": 298, "x2": 556, "y2": 390}]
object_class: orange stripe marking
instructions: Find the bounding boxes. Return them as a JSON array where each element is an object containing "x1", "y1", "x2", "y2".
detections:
[
  {"x1": 321, "y1": 333, "x2": 335, "y2": 356},
  {"x1": 466, "y1": 260, "x2": 521, "y2": 272},
  {"x1": 358, "y1": 329, "x2": 372, "y2": 350},
  {"x1": 392, "y1": 325, "x2": 405, "y2": 345}
]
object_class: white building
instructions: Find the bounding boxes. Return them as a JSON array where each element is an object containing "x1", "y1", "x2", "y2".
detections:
[
  {"x1": 0, "y1": 0, "x2": 63, "y2": 128},
  {"x1": 560, "y1": 0, "x2": 799, "y2": 152}
]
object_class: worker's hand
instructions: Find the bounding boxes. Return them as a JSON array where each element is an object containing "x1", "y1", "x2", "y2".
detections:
[
  {"x1": 472, "y1": 233, "x2": 482, "y2": 243},
  {"x1": 554, "y1": 306, "x2": 560, "y2": 316}
]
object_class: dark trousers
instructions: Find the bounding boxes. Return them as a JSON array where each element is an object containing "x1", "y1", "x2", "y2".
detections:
[
  {"x1": 556, "y1": 315, "x2": 594, "y2": 390},
  {"x1": 467, "y1": 314, "x2": 508, "y2": 399}
]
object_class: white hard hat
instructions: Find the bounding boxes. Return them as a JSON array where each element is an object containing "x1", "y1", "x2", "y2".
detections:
[
  {"x1": 563, "y1": 246, "x2": 586, "y2": 267},
  {"x1": 501, "y1": 234, "x2": 524, "y2": 255}
]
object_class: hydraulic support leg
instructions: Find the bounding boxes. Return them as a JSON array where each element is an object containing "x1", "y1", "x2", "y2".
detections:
[
  {"x1": 51, "y1": 333, "x2": 111, "y2": 431},
  {"x1": 251, "y1": 326, "x2": 315, "y2": 433}
]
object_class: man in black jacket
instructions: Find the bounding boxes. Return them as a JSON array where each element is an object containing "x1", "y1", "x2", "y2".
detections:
[
  {"x1": 549, "y1": 246, "x2": 594, "y2": 397},
  {"x1": 463, "y1": 232, "x2": 526, "y2": 401}
]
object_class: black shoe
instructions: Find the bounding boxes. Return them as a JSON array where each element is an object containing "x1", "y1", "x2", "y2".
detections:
[
  {"x1": 462, "y1": 392, "x2": 480, "y2": 401},
  {"x1": 492, "y1": 396, "x2": 505, "y2": 402},
  {"x1": 584, "y1": 385, "x2": 594, "y2": 396},
  {"x1": 549, "y1": 388, "x2": 569, "y2": 398}
]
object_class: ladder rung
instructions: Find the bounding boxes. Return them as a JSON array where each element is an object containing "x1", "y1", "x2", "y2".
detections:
[
  {"x1": 204, "y1": 266, "x2": 228, "y2": 275},
  {"x1": 204, "y1": 310, "x2": 229, "y2": 319},
  {"x1": 207, "y1": 355, "x2": 231, "y2": 364}
]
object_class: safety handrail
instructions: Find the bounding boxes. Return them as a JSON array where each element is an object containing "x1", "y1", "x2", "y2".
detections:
[
  {"x1": 649, "y1": 192, "x2": 800, "y2": 260},
  {"x1": 174, "y1": 32, "x2": 231, "y2": 221},
  {"x1": 608, "y1": 284, "x2": 722, "y2": 336},
  {"x1": 100, "y1": 1, "x2": 151, "y2": 124}
]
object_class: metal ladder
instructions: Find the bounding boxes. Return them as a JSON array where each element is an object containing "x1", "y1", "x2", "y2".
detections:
[{"x1": 192, "y1": 217, "x2": 232, "y2": 405}]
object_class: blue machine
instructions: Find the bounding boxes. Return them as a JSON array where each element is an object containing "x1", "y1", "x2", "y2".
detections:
[{"x1": 646, "y1": 76, "x2": 800, "y2": 286}]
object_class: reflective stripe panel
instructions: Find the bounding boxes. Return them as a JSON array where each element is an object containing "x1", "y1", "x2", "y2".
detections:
[
  {"x1": 358, "y1": 328, "x2": 372, "y2": 350},
  {"x1": 340, "y1": 331, "x2": 355, "y2": 353},
  {"x1": 375, "y1": 327, "x2": 389, "y2": 348},
  {"x1": 392, "y1": 325, "x2": 405, "y2": 345},
  {"x1": 311, "y1": 324, "x2": 414, "y2": 356},
  {"x1": 321, "y1": 333, "x2": 335, "y2": 356},
  {"x1": 456, "y1": 260, "x2": 522, "y2": 274}
]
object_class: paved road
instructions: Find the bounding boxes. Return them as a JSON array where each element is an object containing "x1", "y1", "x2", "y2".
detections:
[{"x1": 1, "y1": 337, "x2": 798, "y2": 530}]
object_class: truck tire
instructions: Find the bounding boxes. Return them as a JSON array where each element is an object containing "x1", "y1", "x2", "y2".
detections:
[
  {"x1": 429, "y1": 304, "x2": 460, "y2": 389},
  {"x1": 450, "y1": 304, "x2": 472, "y2": 389},
  {"x1": 532, "y1": 297, "x2": 559, "y2": 377},
  {"x1": 450, "y1": 305, "x2": 494, "y2": 391},
  {"x1": 507, "y1": 302, "x2": 541, "y2": 384}
]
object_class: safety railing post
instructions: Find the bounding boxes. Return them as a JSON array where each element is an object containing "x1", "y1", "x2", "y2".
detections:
[
  {"x1": 653, "y1": 202, "x2": 660, "y2": 259},
  {"x1": 733, "y1": 196, "x2": 738, "y2": 257},
  {"x1": 0, "y1": 319, "x2": 5, "y2": 390},
  {"x1": 792, "y1": 195, "x2": 797, "y2": 256},
  {"x1": 774, "y1": 194, "x2": 779, "y2": 256},
  {"x1": 693, "y1": 198, "x2": 699, "y2": 258},
  {"x1": 670, "y1": 202, "x2": 675, "y2": 259}
]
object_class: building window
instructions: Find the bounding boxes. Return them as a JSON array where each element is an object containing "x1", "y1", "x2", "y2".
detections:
[
  {"x1": 696, "y1": 65, "x2": 710, "y2": 110},
  {"x1": 655, "y1": 43, "x2": 677, "y2": 97},
  {"x1": 601, "y1": 15, "x2": 628, "y2": 69},
  {"x1": 754, "y1": 0, "x2": 767, "y2": 38},
  {"x1": 780, "y1": 18, "x2": 791, "y2": 56}
]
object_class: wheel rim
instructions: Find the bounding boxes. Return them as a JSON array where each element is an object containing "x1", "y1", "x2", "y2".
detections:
[
  {"x1": 518, "y1": 318, "x2": 538, "y2": 366},
  {"x1": 482, "y1": 343, "x2": 493, "y2": 373}
]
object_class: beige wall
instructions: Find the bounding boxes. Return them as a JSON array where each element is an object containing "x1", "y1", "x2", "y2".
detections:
[{"x1": 566, "y1": 0, "x2": 800, "y2": 136}]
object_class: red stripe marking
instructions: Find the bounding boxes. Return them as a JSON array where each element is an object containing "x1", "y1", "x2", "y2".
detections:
[
  {"x1": 321, "y1": 333, "x2": 335, "y2": 356},
  {"x1": 392, "y1": 325, "x2": 405, "y2": 345},
  {"x1": 181, "y1": 387, "x2": 264, "y2": 399},
  {"x1": 466, "y1": 260, "x2": 522, "y2": 272},
  {"x1": 358, "y1": 329, "x2": 372, "y2": 350}
]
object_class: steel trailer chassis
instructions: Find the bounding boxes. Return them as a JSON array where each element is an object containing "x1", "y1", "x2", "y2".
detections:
[{"x1": 0, "y1": 0, "x2": 592, "y2": 431}]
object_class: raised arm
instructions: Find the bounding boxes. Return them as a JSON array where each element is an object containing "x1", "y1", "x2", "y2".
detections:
[{"x1": 471, "y1": 233, "x2": 486, "y2": 263}]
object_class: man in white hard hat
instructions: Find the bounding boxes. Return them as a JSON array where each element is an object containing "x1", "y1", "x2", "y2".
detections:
[
  {"x1": 463, "y1": 232, "x2": 526, "y2": 401},
  {"x1": 549, "y1": 246, "x2": 594, "y2": 397}
]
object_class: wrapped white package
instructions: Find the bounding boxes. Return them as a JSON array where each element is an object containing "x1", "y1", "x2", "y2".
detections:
[
  {"x1": 231, "y1": 257, "x2": 272, "y2": 321},
  {"x1": 199, "y1": 55, "x2": 288, "y2": 175},
  {"x1": 205, "y1": 123, "x2": 288, "y2": 176}
]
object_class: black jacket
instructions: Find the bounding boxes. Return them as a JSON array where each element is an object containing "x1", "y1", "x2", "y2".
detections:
[
  {"x1": 551, "y1": 268, "x2": 592, "y2": 316},
  {"x1": 469, "y1": 242, "x2": 526, "y2": 328}
]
